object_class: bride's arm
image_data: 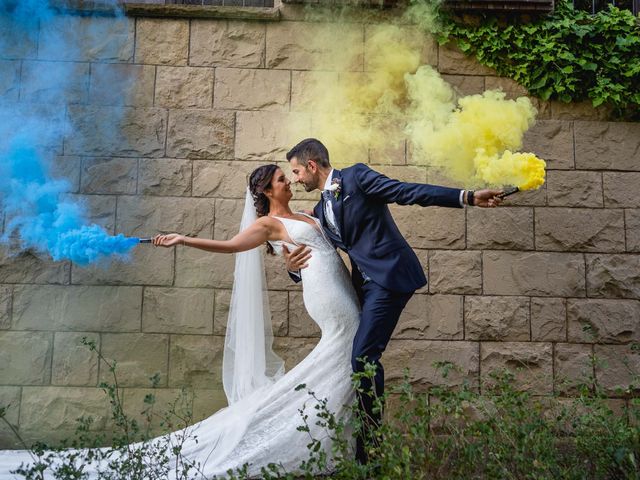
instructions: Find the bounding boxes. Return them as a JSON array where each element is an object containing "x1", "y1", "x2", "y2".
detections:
[{"x1": 153, "y1": 218, "x2": 272, "y2": 254}]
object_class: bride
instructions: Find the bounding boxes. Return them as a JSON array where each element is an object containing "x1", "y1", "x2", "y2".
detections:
[{"x1": 0, "y1": 164, "x2": 361, "y2": 479}]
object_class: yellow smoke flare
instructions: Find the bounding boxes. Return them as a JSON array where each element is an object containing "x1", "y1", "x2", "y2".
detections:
[
  {"x1": 287, "y1": 15, "x2": 547, "y2": 190},
  {"x1": 474, "y1": 149, "x2": 546, "y2": 190}
]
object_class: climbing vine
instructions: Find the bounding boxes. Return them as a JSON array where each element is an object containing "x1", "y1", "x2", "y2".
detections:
[{"x1": 428, "y1": 0, "x2": 640, "y2": 118}]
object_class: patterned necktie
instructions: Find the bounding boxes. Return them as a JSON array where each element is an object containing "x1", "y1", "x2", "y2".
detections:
[{"x1": 322, "y1": 190, "x2": 340, "y2": 237}]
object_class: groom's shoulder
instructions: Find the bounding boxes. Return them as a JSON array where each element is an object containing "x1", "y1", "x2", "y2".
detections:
[{"x1": 341, "y1": 162, "x2": 371, "y2": 177}]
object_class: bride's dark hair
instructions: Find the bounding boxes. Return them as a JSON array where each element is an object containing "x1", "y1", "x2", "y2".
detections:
[{"x1": 248, "y1": 164, "x2": 279, "y2": 254}]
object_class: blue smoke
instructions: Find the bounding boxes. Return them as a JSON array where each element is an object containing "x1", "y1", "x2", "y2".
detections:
[{"x1": 0, "y1": 0, "x2": 140, "y2": 265}]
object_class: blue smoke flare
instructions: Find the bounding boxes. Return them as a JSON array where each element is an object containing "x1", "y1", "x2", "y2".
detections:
[
  {"x1": 0, "y1": 139, "x2": 138, "y2": 265},
  {"x1": 0, "y1": 0, "x2": 139, "y2": 265}
]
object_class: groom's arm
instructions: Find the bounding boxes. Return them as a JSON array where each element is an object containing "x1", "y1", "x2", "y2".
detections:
[{"x1": 353, "y1": 163, "x2": 463, "y2": 208}]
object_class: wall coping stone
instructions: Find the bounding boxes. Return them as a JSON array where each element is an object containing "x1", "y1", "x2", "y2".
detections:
[{"x1": 50, "y1": 1, "x2": 281, "y2": 21}]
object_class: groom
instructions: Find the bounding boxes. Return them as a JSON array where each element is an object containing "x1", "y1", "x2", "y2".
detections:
[{"x1": 284, "y1": 138, "x2": 503, "y2": 463}]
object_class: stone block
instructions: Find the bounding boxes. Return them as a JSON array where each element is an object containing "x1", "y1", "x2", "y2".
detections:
[
  {"x1": 568, "y1": 299, "x2": 640, "y2": 343},
  {"x1": 175, "y1": 247, "x2": 234, "y2": 289},
  {"x1": 288, "y1": 291, "x2": 320, "y2": 337},
  {"x1": 467, "y1": 207, "x2": 534, "y2": 250},
  {"x1": 71, "y1": 246, "x2": 174, "y2": 286},
  {"x1": 393, "y1": 294, "x2": 463, "y2": 340},
  {"x1": 0, "y1": 17, "x2": 37, "y2": 59},
  {"x1": 441, "y1": 74, "x2": 485, "y2": 96},
  {"x1": 385, "y1": 340, "x2": 480, "y2": 391},
  {"x1": 272, "y1": 336, "x2": 320, "y2": 371},
  {"x1": 481, "y1": 342, "x2": 553, "y2": 394},
  {"x1": 80, "y1": 157, "x2": 137, "y2": 194},
  {"x1": 550, "y1": 100, "x2": 611, "y2": 121},
  {"x1": 0, "y1": 332, "x2": 52, "y2": 385},
  {"x1": 483, "y1": 251, "x2": 585, "y2": 297},
  {"x1": 101, "y1": 333, "x2": 168, "y2": 387},
  {"x1": 213, "y1": 289, "x2": 288, "y2": 336},
  {"x1": 214, "y1": 68, "x2": 290, "y2": 111},
  {"x1": 52, "y1": 332, "x2": 99, "y2": 386},
  {"x1": 190, "y1": 19, "x2": 266, "y2": 68},
  {"x1": 192, "y1": 388, "x2": 229, "y2": 420},
  {"x1": 53, "y1": 155, "x2": 82, "y2": 193},
  {"x1": 266, "y1": 21, "x2": 364, "y2": 70},
  {"x1": 235, "y1": 111, "x2": 312, "y2": 161},
  {"x1": 531, "y1": 297, "x2": 566, "y2": 342},
  {"x1": 627, "y1": 210, "x2": 640, "y2": 252},
  {"x1": 117, "y1": 195, "x2": 215, "y2": 238},
  {"x1": 60, "y1": 193, "x2": 116, "y2": 233},
  {"x1": 575, "y1": 121, "x2": 640, "y2": 171},
  {"x1": 264, "y1": 247, "x2": 302, "y2": 291},
  {"x1": 155, "y1": 66, "x2": 214, "y2": 109},
  {"x1": 135, "y1": 18, "x2": 189, "y2": 66},
  {"x1": 522, "y1": 120, "x2": 574, "y2": 170},
  {"x1": 0, "y1": 386, "x2": 21, "y2": 449},
  {"x1": 373, "y1": 165, "x2": 426, "y2": 183},
  {"x1": 465, "y1": 296, "x2": 530, "y2": 341},
  {"x1": 142, "y1": 287, "x2": 214, "y2": 335},
  {"x1": 0, "y1": 286, "x2": 11, "y2": 330},
  {"x1": 20, "y1": 61, "x2": 90, "y2": 105},
  {"x1": 0, "y1": 249, "x2": 69, "y2": 285},
  {"x1": 586, "y1": 254, "x2": 640, "y2": 299},
  {"x1": 0, "y1": 60, "x2": 20, "y2": 101},
  {"x1": 138, "y1": 158, "x2": 192, "y2": 196},
  {"x1": 368, "y1": 120, "x2": 407, "y2": 165},
  {"x1": 535, "y1": 208, "x2": 625, "y2": 252},
  {"x1": 484, "y1": 76, "x2": 529, "y2": 99},
  {"x1": 192, "y1": 160, "x2": 265, "y2": 198},
  {"x1": 390, "y1": 205, "x2": 465, "y2": 249},
  {"x1": 554, "y1": 343, "x2": 594, "y2": 395},
  {"x1": 65, "y1": 106, "x2": 167, "y2": 158},
  {"x1": 3, "y1": 103, "x2": 65, "y2": 152},
  {"x1": 438, "y1": 42, "x2": 496, "y2": 76},
  {"x1": 169, "y1": 334, "x2": 224, "y2": 388},
  {"x1": 365, "y1": 25, "x2": 437, "y2": 69},
  {"x1": 19, "y1": 386, "x2": 112, "y2": 444},
  {"x1": 428, "y1": 250, "x2": 481, "y2": 294},
  {"x1": 291, "y1": 71, "x2": 340, "y2": 112},
  {"x1": 89, "y1": 63, "x2": 155, "y2": 107},
  {"x1": 603, "y1": 172, "x2": 640, "y2": 208},
  {"x1": 213, "y1": 198, "x2": 244, "y2": 240},
  {"x1": 546, "y1": 170, "x2": 603, "y2": 207},
  {"x1": 594, "y1": 344, "x2": 640, "y2": 395},
  {"x1": 13, "y1": 285, "x2": 141, "y2": 332},
  {"x1": 166, "y1": 109, "x2": 235, "y2": 159},
  {"x1": 38, "y1": 15, "x2": 134, "y2": 62}
]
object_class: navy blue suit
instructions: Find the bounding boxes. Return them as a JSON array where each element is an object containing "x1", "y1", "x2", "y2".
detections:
[{"x1": 297, "y1": 163, "x2": 462, "y2": 462}]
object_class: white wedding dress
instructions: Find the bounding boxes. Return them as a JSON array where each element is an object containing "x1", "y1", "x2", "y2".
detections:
[{"x1": 0, "y1": 214, "x2": 361, "y2": 479}]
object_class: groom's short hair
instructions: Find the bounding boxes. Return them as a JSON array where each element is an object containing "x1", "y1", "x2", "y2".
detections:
[{"x1": 286, "y1": 138, "x2": 330, "y2": 168}]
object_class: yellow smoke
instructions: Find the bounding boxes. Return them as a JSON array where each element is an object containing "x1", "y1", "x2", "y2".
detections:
[{"x1": 291, "y1": 15, "x2": 546, "y2": 190}]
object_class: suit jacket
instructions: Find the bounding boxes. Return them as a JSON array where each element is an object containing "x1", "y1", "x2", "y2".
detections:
[{"x1": 312, "y1": 163, "x2": 463, "y2": 293}]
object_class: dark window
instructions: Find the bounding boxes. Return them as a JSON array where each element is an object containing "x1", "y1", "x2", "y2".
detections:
[
  {"x1": 121, "y1": 0, "x2": 275, "y2": 7},
  {"x1": 573, "y1": 0, "x2": 638, "y2": 15}
]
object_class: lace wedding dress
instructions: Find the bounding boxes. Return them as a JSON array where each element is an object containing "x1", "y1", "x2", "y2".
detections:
[{"x1": 0, "y1": 214, "x2": 361, "y2": 479}]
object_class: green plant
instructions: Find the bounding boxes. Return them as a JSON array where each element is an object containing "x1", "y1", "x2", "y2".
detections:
[{"x1": 418, "y1": 0, "x2": 640, "y2": 119}]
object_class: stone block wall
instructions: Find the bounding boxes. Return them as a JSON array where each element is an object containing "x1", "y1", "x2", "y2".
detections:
[{"x1": 0, "y1": 3, "x2": 639, "y2": 447}]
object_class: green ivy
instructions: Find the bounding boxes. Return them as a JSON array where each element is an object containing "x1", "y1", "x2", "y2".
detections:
[{"x1": 431, "y1": 0, "x2": 640, "y2": 118}]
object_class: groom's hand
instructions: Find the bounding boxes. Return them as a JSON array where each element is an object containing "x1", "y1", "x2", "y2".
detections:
[
  {"x1": 283, "y1": 244, "x2": 311, "y2": 271},
  {"x1": 473, "y1": 189, "x2": 504, "y2": 208}
]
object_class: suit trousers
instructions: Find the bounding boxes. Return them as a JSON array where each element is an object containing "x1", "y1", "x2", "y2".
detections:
[{"x1": 351, "y1": 280, "x2": 413, "y2": 464}]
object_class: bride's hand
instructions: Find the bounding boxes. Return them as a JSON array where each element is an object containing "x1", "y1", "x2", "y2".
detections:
[{"x1": 153, "y1": 233, "x2": 184, "y2": 247}]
